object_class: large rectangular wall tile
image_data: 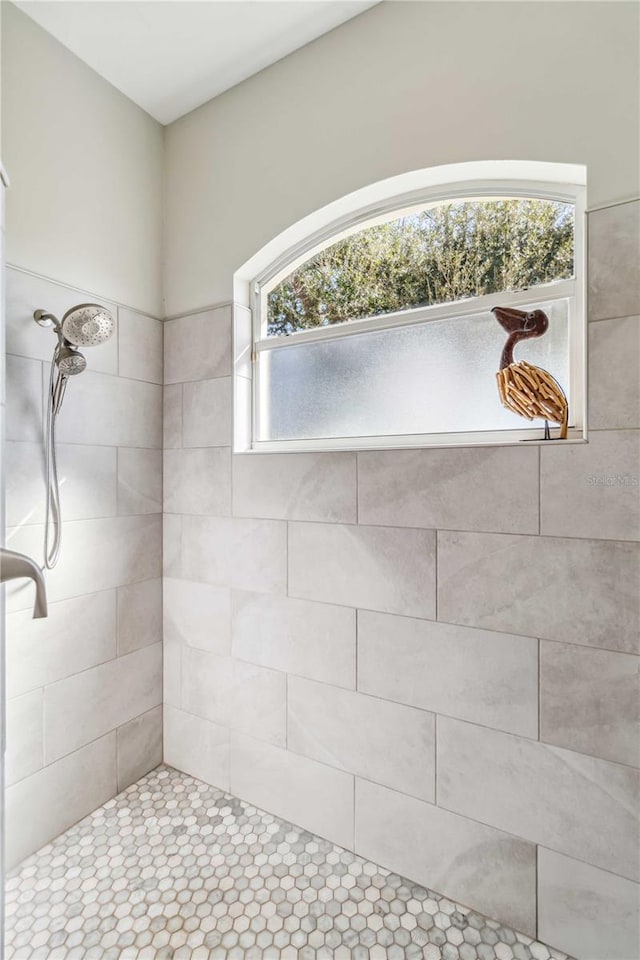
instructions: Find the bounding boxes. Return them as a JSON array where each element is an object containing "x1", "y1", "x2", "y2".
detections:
[
  {"x1": 589, "y1": 315, "x2": 640, "y2": 429},
  {"x1": 183, "y1": 377, "x2": 231, "y2": 447},
  {"x1": 163, "y1": 513, "x2": 182, "y2": 577},
  {"x1": 358, "y1": 446, "x2": 538, "y2": 534},
  {"x1": 230, "y1": 731, "x2": 354, "y2": 851},
  {"x1": 163, "y1": 639, "x2": 181, "y2": 709},
  {"x1": 164, "y1": 706, "x2": 229, "y2": 792},
  {"x1": 538, "y1": 848, "x2": 640, "y2": 960},
  {"x1": 6, "y1": 514, "x2": 162, "y2": 611},
  {"x1": 233, "y1": 452, "x2": 357, "y2": 523},
  {"x1": 164, "y1": 577, "x2": 231, "y2": 654},
  {"x1": 53, "y1": 370, "x2": 162, "y2": 448},
  {"x1": 437, "y1": 716, "x2": 640, "y2": 882},
  {"x1": 541, "y1": 430, "x2": 640, "y2": 540},
  {"x1": 118, "y1": 308, "x2": 163, "y2": 384},
  {"x1": 588, "y1": 200, "x2": 640, "y2": 322},
  {"x1": 4, "y1": 441, "x2": 46, "y2": 526},
  {"x1": 5, "y1": 690, "x2": 43, "y2": 786},
  {"x1": 6, "y1": 590, "x2": 116, "y2": 698},
  {"x1": 5, "y1": 267, "x2": 118, "y2": 373},
  {"x1": 355, "y1": 779, "x2": 536, "y2": 936},
  {"x1": 182, "y1": 515, "x2": 287, "y2": 595},
  {"x1": 540, "y1": 640, "x2": 640, "y2": 767},
  {"x1": 288, "y1": 676, "x2": 434, "y2": 801},
  {"x1": 56, "y1": 444, "x2": 117, "y2": 520},
  {"x1": 117, "y1": 705, "x2": 163, "y2": 792},
  {"x1": 6, "y1": 354, "x2": 42, "y2": 441},
  {"x1": 6, "y1": 441, "x2": 116, "y2": 527},
  {"x1": 117, "y1": 578, "x2": 162, "y2": 655},
  {"x1": 163, "y1": 383, "x2": 183, "y2": 448},
  {"x1": 117, "y1": 447, "x2": 162, "y2": 515},
  {"x1": 438, "y1": 530, "x2": 640, "y2": 653},
  {"x1": 44, "y1": 643, "x2": 162, "y2": 762},
  {"x1": 5, "y1": 733, "x2": 116, "y2": 870},
  {"x1": 232, "y1": 591, "x2": 355, "y2": 688},
  {"x1": 164, "y1": 447, "x2": 231, "y2": 516},
  {"x1": 182, "y1": 647, "x2": 286, "y2": 746},
  {"x1": 358, "y1": 611, "x2": 538, "y2": 738},
  {"x1": 289, "y1": 522, "x2": 435, "y2": 618},
  {"x1": 164, "y1": 307, "x2": 231, "y2": 384}
]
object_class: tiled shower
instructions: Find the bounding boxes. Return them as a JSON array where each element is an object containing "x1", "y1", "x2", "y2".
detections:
[
  {"x1": 5, "y1": 266, "x2": 164, "y2": 864},
  {"x1": 4, "y1": 200, "x2": 638, "y2": 960},
  {"x1": 2, "y1": 2, "x2": 640, "y2": 960}
]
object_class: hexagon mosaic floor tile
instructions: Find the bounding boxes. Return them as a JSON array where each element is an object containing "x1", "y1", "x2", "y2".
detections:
[{"x1": 5, "y1": 765, "x2": 574, "y2": 960}]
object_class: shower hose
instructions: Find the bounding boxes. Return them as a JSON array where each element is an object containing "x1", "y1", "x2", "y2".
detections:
[{"x1": 44, "y1": 345, "x2": 69, "y2": 570}]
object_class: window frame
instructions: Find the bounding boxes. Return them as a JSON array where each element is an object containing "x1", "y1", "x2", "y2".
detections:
[{"x1": 247, "y1": 178, "x2": 586, "y2": 453}]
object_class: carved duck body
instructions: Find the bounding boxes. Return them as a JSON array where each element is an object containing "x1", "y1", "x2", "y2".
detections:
[{"x1": 492, "y1": 306, "x2": 568, "y2": 440}]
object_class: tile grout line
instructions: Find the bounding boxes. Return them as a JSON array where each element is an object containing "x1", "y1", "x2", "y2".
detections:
[
  {"x1": 535, "y1": 844, "x2": 540, "y2": 940},
  {"x1": 434, "y1": 713, "x2": 438, "y2": 807},
  {"x1": 537, "y1": 445, "x2": 541, "y2": 536},
  {"x1": 352, "y1": 774, "x2": 356, "y2": 852},
  {"x1": 537, "y1": 638, "x2": 542, "y2": 743},
  {"x1": 434, "y1": 530, "x2": 439, "y2": 621},
  {"x1": 8, "y1": 578, "x2": 638, "y2": 660},
  {"x1": 173, "y1": 653, "x2": 640, "y2": 768},
  {"x1": 9, "y1": 700, "x2": 161, "y2": 791},
  {"x1": 14, "y1": 720, "x2": 638, "y2": 893},
  {"x1": 284, "y1": 673, "x2": 289, "y2": 750},
  {"x1": 354, "y1": 609, "x2": 359, "y2": 691}
]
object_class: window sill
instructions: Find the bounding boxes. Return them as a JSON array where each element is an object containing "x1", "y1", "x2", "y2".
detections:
[{"x1": 243, "y1": 426, "x2": 586, "y2": 454}]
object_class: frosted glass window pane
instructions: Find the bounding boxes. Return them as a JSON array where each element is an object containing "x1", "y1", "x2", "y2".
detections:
[{"x1": 259, "y1": 298, "x2": 569, "y2": 441}]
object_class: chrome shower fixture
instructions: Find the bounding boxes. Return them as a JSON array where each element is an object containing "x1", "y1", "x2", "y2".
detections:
[
  {"x1": 35, "y1": 302, "x2": 116, "y2": 346},
  {"x1": 34, "y1": 302, "x2": 116, "y2": 569},
  {"x1": 56, "y1": 344, "x2": 87, "y2": 377}
]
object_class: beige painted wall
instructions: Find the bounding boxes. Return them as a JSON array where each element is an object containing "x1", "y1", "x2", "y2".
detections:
[
  {"x1": 163, "y1": 0, "x2": 640, "y2": 316},
  {"x1": 1, "y1": 3, "x2": 163, "y2": 317}
]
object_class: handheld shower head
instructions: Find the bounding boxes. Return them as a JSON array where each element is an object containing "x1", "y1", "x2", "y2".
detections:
[
  {"x1": 56, "y1": 345, "x2": 87, "y2": 376},
  {"x1": 61, "y1": 303, "x2": 115, "y2": 347},
  {"x1": 34, "y1": 300, "x2": 115, "y2": 570}
]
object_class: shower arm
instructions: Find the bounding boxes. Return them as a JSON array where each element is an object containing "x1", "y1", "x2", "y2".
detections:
[{"x1": 34, "y1": 309, "x2": 61, "y2": 331}]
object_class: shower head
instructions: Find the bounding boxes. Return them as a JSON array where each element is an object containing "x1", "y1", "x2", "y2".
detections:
[
  {"x1": 56, "y1": 345, "x2": 87, "y2": 376},
  {"x1": 60, "y1": 303, "x2": 115, "y2": 347},
  {"x1": 36, "y1": 300, "x2": 114, "y2": 570}
]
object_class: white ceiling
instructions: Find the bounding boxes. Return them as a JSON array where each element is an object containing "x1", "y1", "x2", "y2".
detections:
[{"x1": 16, "y1": 1, "x2": 377, "y2": 125}]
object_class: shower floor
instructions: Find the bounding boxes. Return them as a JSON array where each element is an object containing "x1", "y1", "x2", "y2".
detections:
[{"x1": 5, "y1": 765, "x2": 572, "y2": 960}]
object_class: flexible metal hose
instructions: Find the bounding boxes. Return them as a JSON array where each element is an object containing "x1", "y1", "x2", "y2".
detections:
[{"x1": 43, "y1": 346, "x2": 68, "y2": 569}]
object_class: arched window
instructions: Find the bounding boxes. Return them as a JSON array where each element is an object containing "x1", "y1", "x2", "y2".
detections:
[{"x1": 236, "y1": 169, "x2": 585, "y2": 451}]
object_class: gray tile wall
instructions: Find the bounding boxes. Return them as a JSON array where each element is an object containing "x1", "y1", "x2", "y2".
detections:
[
  {"x1": 162, "y1": 200, "x2": 640, "y2": 959},
  {"x1": 4, "y1": 267, "x2": 163, "y2": 868}
]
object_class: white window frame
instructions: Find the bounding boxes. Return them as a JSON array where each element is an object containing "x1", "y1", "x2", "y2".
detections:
[{"x1": 240, "y1": 176, "x2": 586, "y2": 453}]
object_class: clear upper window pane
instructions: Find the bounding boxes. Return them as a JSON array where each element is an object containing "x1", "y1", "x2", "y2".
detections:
[
  {"x1": 267, "y1": 198, "x2": 574, "y2": 337},
  {"x1": 259, "y1": 297, "x2": 570, "y2": 442}
]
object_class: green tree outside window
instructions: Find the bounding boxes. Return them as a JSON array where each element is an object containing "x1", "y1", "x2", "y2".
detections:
[{"x1": 267, "y1": 199, "x2": 573, "y2": 337}]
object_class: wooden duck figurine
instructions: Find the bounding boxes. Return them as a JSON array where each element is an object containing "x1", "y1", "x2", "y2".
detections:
[{"x1": 492, "y1": 305, "x2": 568, "y2": 440}]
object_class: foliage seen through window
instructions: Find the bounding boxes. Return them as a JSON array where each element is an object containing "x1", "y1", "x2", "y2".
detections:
[{"x1": 267, "y1": 199, "x2": 574, "y2": 336}]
